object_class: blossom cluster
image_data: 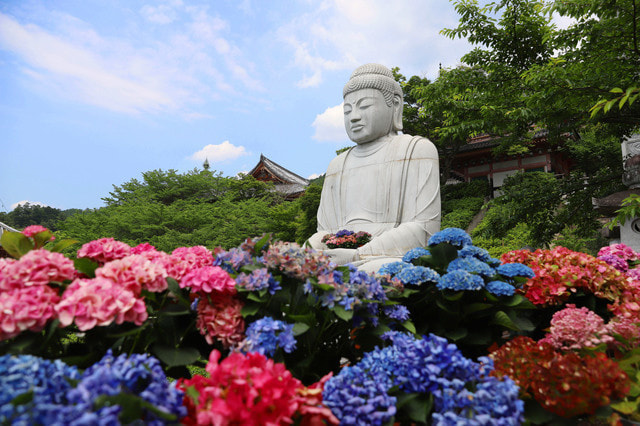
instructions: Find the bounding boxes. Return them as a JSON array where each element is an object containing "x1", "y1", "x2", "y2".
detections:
[
  {"x1": 491, "y1": 336, "x2": 629, "y2": 418},
  {"x1": 178, "y1": 350, "x2": 338, "y2": 425},
  {"x1": 540, "y1": 304, "x2": 640, "y2": 351},
  {"x1": 239, "y1": 316, "x2": 297, "y2": 356},
  {"x1": 0, "y1": 351, "x2": 186, "y2": 425},
  {"x1": 321, "y1": 230, "x2": 372, "y2": 249},
  {"x1": 323, "y1": 332, "x2": 524, "y2": 425},
  {"x1": 379, "y1": 228, "x2": 533, "y2": 297},
  {"x1": 502, "y1": 246, "x2": 628, "y2": 307}
]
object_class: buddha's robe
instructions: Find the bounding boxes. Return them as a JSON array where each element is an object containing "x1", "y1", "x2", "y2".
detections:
[{"x1": 307, "y1": 134, "x2": 441, "y2": 272}]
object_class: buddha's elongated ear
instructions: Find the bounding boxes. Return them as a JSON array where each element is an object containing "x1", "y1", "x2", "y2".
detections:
[{"x1": 392, "y1": 94, "x2": 403, "y2": 132}]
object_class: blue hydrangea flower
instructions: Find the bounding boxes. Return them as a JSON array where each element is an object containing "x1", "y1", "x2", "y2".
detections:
[
  {"x1": 485, "y1": 280, "x2": 515, "y2": 297},
  {"x1": 447, "y1": 257, "x2": 495, "y2": 277},
  {"x1": 213, "y1": 247, "x2": 253, "y2": 272},
  {"x1": 458, "y1": 245, "x2": 492, "y2": 263},
  {"x1": 235, "y1": 268, "x2": 282, "y2": 294},
  {"x1": 396, "y1": 265, "x2": 441, "y2": 285},
  {"x1": 323, "y1": 333, "x2": 524, "y2": 425},
  {"x1": 382, "y1": 305, "x2": 411, "y2": 322},
  {"x1": 402, "y1": 247, "x2": 431, "y2": 263},
  {"x1": 437, "y1": 270, "x2": 484, "y2": 291},
  {"x1": 496, "y1": 263, "x2": 535, "y2": 278},
  {"x1": 377, "y1": 261, "x2": 411, "y2": 276},
  {"x1": 428, "y1": 228, "x2": 473, "y2": 248},
  {"x1": 243, "y1": 317, "x2": 297, "y2": 357},
  {"x1": 0, "y1": 354, "x2": 80, "y2": 425},
  {"x1": 67, "y1": 350, "x2": 187, "y2": 425}
]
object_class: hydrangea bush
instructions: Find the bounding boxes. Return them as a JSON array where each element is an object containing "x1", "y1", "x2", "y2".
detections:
[
  {"x1": 2, "y1": 225, "x2": 640, "y2": 424},
  {"x1": 380, "y1": 228, "x2": 536, "y2": 356}
]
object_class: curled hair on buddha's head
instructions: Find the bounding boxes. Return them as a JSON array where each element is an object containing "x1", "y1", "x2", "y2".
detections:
[
  {"x1": 343, "y1": 63, "x2": 404, "y2": 132},
  {"x1": 343, "y1": 64, "x2": 403, "y2": 107}
]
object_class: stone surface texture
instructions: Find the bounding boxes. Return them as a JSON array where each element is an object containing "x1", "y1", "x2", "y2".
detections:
[{"x1": 307, "y1": 64, "x2": 441, "y2": 273}]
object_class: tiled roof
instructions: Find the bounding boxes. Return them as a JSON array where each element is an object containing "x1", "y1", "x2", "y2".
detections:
[{"x1": 249, "y1": 154, "x2": 310, "y2": 186}]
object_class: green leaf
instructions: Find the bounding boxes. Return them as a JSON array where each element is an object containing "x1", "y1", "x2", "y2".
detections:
[
  {"x1": 490, "y1": 311, "x2": 519, "y2": 331},
  {"x1": 253, "y1": 233, "x2": 271, "y2": 254},
  {"x1": 444, "y1": 327, "x2": 468, "y2": 341},
  {"x1": 74, "y1": 257, "x2": 99, "y2": 278},
  {"x1": 402, "y1": 320, "x2": 417, "y2": 334},
  {"x1": 32, "y1": 230, "x2": 55, "y2": 248},
  {"x1": 287, "y1": 313, "x2": 316, "y2": 326},
  {"x1": 241, "y1": 303, "x2": 261, "y2": 317},
  {"x1": 429, "y1": 243, "x2": 459, "y2": 269},
  {"x1": 0, "y1": 231, "x2": 33, "y2": 258},
  {"x1": 292, "y1": 322, "x2": 310, "y2": 336},
  {"x1": 47, "y1": 238, "x2": 79, "y2": 253},
  {"x1": 611, "y1": 87, "x2": 624, "y2": 93},
  {"x1": 166, "y1": 277, "x2": 191, "y2": 307},
  {"x1": 10, "y1": 390, "x2": 34, "y2": 406},
  {"x1": 464, "y1": 302, "x2": 493, "y2": 314},
  {"x1": 333, "y1": 305, "x2": 353, "y2": 321},
  {"x1": 510, "y1": 312, "x2": 535, "y2": 331},
  {"x1": 441, "y1": 290, "x2": 464, "y2": 301},
  {"x1": 611, "y1": 399, "x2": 640, "y2": 415},
  {"x1": 524, "y1": 398, "x2": 555, "y2": 424},
  {"x1": 151, "y1": 344, "x2": 200, "y2": 367},
  {"x1": 395, "y1": 392, "x2": 433, "y2": 423}
]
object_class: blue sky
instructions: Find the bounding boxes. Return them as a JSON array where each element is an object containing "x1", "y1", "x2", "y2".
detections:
[{"x1": 0, "y1": 0, "x2": 483, "y2": 211}]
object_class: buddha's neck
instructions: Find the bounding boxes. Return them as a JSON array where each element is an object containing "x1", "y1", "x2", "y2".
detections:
[{"x1": 352, "y1": 134, "x2": 394, "y2": 157}]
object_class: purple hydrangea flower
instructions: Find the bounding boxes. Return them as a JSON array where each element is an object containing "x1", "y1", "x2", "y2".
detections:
[
  {"x1": 335, "y1": 229, "x2": 354, "y2": 237},
  {"x1": 235, "y1": 268, "x2": 282, "y2": 294},
  {"x1": 382, "y1": 305, "x2": 411, "y2": 322}
]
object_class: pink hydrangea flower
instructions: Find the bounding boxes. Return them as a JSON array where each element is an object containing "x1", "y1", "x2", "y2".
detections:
[
  {"x1": 608, "y1": 316, "x2": 640, "y2": 347},
  {"x1": 540, "y1": 304, "x2": 613, "y2": 350},
  {"x1": 180, "y1": 266, "x2": 236, "y2": 296},
  {"x1": 22, "y1": 225, "x2": 52, "y2": 238},
  {"x1": 96, "y1": 254, "x2": 168, "y2": 295},
  {"x1": 0, "y1": 285, "x2": 60, "y2": 340},
  {"x1": 628, "y1": 268, "x2": 640, "y2": 282},
  {"x1": 131, "y1": 242, "x2": 156, "y2": 254},
  {"x1": 0, "y1": 249, "x2": 76, "y2": 291},
  {"x1": 598, "y1": 243, "x2": 639, "y2": 262},
  {"x1": 196, "y1": 296, "x2": 244, "y2": 347},
  {"x1": 167, "y1": 246, "x2": 214, "y2": 281},
  {"x1": 56, "y1": 277, "x2": 147, "y2": 331},
  {"x1": 77, "y1": 238, "x2": 132, "y2": 264}
]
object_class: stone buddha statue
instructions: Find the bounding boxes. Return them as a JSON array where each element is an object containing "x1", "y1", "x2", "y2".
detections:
[{"x1": 307, "y1": 63, "x2": 441, "y2": 273}]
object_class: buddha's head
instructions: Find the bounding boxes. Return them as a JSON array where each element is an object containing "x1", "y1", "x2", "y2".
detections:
[{"x1": 343, "y1": 64, "x2": 403, "y2": 144}]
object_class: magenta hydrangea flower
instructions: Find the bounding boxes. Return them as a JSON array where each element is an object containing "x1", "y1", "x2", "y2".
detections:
[
  {"x1": 21, "y1": 225, "x2": 52, "y2": 238},
  {"x1": 56, "y1": 277, "x2": 147, "y2": 331},
  {"x1": 598, "y1": 243, "x2": 639, "y2": 262},
  {"x1": 77, "y1": 238, "x2": 132, "y2": 264},
  {"x1": 166, "y1": 246, "x2": 214, "y2": 281},
  {"x1": 540, "y1": 304, "x2": 613, "y2": 350},
  {"x1": 96, "y1": 254, "x2": 168, "y2": 295},
  {"x1": 0, "y1": 285, "x2": 60, "y2": 340},
  {"x1": 0, "y1": 249, "x2": 75, "y2": 291},
  {"x1": 180, "y1": 266, "x2": 236, "y2": 296}
]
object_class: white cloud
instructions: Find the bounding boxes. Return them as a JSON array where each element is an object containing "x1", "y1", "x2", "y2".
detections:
[
  {"x1": 0, "y1": 6, "x2": 264, "y2": 115},
  {"x1": 11, "y1": 200, "x2": 49, "y2": 210},
  {"x1": 307, "y1": 173, "x2": 321, "y2": 179},
  {"x1": 190, "y1": 141, "x2": 250, "y2": 163},
  {"x1": 312, "y1": 103, "x2": 349, "y2": 142},
  {"x1": 278, "y1": 0, "x2": 472, "y2": 86}
]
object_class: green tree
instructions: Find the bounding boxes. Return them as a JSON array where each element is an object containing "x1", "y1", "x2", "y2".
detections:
[
  {"x1": 58, "y1": 169, "x2": 302, "y2": 252},
  {"x1": 0, "y1": 203, "x2": 68, "y2": 231}
]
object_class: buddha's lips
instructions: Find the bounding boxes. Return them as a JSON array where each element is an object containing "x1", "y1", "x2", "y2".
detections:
[{"x1": 351, "y1": 124, "x2": 365, "y2": 131}]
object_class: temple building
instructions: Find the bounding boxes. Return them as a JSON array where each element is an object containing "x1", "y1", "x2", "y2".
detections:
[
  {"x1": 450, "y1": 130, "x2": 574, "y2": 196},
  {"x1": 248, "y1": 154, "x2": 310, "y2": 200}
]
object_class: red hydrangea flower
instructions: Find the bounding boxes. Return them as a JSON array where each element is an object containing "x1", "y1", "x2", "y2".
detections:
[
  {"x1": 178, "y1": 350, "x2": 325, "y2": 426},
  {"x1": 77, "y1": 238, "x2": 132, "y2": 264},
  {"x1": 0, "y1": 249, "x2": 75, "y2": 291},
  {"x1": 196, "y1": 295, "x2": 244, "y2": 347},
  {"x1": 501, "y1": 247, "x2": 628, "y2": 306},
  {"x1": 491, "y1": 336, "x2": 629, "y2": 418},
  {"x1": 56, "y1": 277, "x2": 148, "y2": 331},
  {"x1": 0, "y1": 285, "x2": 60, "y2": 340}
]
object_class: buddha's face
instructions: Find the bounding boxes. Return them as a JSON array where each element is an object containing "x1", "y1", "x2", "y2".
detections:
[{"x1": 343, "y1": 88, "x2": 394, "y2": 144}]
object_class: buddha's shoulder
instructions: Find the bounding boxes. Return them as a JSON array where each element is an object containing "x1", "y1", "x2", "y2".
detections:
[{"x1": 390, "y1": 134, "x2": 438, "y2": 159}]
